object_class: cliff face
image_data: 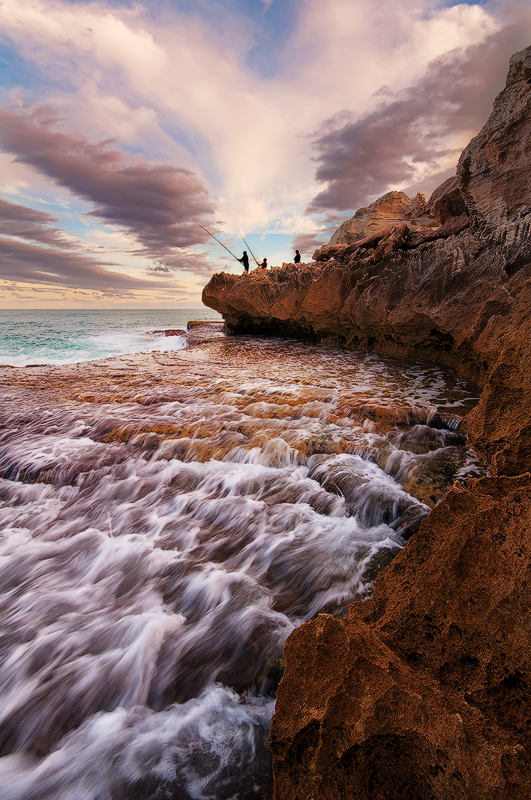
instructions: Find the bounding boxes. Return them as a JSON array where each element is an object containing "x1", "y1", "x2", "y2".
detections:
[
  {"x1": 203, "y1": 46, "x2": 531, "y2": 798},
  {"x1": 458, "y1": 46, "x2": 531, "y2": 232}
]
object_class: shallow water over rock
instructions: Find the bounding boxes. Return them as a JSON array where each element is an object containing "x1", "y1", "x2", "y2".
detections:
[{"x1": 0, "y1": 330, "x2": 482, "y2": 799}]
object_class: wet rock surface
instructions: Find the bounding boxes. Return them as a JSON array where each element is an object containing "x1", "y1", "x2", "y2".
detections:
[
  {"x1": 203, "y1": 46, "x2": 531, "y2": 798},
  {"x1": 0, "y1": 330, "x2": 481, "y2": 799}
]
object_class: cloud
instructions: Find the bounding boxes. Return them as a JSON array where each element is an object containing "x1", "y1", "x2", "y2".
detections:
[
  {"x1": 308, "y1": 22, "x2": 531, "y2": 212},
  {"x1": 290, "y1": 212, "x2": 348, "y2": 254},
  {"x1": 0, "y1": 236, "x2": 171, "y2": 291},
  {"x1": 148, "y1": 249, "x2": 219, "y2": 277},
  {"x1": 291, "y1": 231, "x2": 327, "y2": 256},
  {"x1": 0, "y1": 106, "x2": 215, "y2": 265},
  {"x1": 0, "y1": 197, "x2": 75, "y2": 247},
  {"x1": 0, "y1": 0, "x2": 503, "y2": 235},
  {"x1": 0, "y1": 0, "x2": 529, "y2": 305}
]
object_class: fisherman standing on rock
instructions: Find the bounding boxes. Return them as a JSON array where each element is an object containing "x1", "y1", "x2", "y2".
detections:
[
  {"x1": 197, "y1": 222, "x2": 264, "y2": 274},
  {"x1": 239, "y1": 251, "x2": 249, "y2": 273},
  {"x1": 294, "y1": 250, "x2": 301, "y2": 264}
]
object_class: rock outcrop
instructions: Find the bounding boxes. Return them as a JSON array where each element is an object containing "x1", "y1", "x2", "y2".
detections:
[
  {"x1": 203, "y1": 46, "x2": 531, "y2": 798},
  {"x1": 458, "y1": 47, "x2": 531, "y2": 231},
  {"x1": 329, "y1": 190, "x2": 433, "y2": 245}
]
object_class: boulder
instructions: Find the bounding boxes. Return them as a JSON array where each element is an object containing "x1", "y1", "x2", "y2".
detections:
[
  {"x1": 313, "y1": 243, "x2": 348, "y2": 262},
  {"x1": 429, "y1": 176, "x2": 468, "y2": 224},
  {"x1": 149, "y1": 329, "x2": 186, "y2": 337}
]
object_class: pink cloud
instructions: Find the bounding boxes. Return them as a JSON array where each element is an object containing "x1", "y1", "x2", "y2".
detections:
[
  {"x1": 0, "y1": 197, "x2": 74, "y2": 248},
  {"x1": 0, "y1": 106, "x2": 215, "y2": 266},
  {"x1": 0, "y1": 235, "x2": 172, "y2": 292},
  {"x1": 308, "y1": 26, "x2": 531, "y2": 212}
]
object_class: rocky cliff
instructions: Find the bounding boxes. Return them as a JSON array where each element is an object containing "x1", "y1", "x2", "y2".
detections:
[
  {"x1": 329, "y1": 190, "x2": 433, "y2": 244},
  {"x1": 203, "y1": 46, "x2": 531, "y2": 799}
]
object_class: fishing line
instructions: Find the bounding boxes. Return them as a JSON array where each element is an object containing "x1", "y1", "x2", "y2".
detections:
[
  {"x1": 232, "y1": 221, "x2": 260, "y2": 266},
  {"x1": 197, "y1": 223, "x2": 240, "y2": 262}
]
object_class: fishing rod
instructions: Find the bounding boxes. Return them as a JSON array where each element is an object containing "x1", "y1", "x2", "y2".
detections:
[
  {"x1": 197, "y1": 223, "x2": 241, "y2": 262},
  {"x1": 232, "y1": 222, "x2": 260, "y2": 267}
]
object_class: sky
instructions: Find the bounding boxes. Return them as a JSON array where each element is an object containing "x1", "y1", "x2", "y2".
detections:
[{"x1": 0, "y1": 0, "x2": 530, "y2": 308}]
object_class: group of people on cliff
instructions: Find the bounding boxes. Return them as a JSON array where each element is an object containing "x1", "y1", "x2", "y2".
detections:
[{"x1": 238, "y1": 250, "x2": 301, "y2": 273}]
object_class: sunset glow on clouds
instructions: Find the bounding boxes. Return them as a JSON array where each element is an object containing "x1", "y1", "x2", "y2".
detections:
[{"x1": 0, "y1": 0, "x2": 530, "y2": 307}]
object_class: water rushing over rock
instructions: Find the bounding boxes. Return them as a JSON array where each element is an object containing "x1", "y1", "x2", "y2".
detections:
[{"x1": 0, "y1": 330, "x2": 481, "y2": 799}]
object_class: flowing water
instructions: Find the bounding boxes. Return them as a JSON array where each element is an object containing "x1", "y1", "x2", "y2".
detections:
[{"x1": 0, "y1": 322, "x2": 483, "y2": 799}]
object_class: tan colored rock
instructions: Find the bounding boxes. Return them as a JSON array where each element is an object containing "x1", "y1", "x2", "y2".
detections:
[
  {"x1": 312, "y1": 243, "x2": 348, "y2": 262},
  {"x1": 330, "y1": 191, "x2": 432, "y2": 245},
  {"x1": 271, "y1": 475, "x2": 531, "y2": 800},
  {"x1": 406, "y1": 213, "x2": 470, "y2": 248}
]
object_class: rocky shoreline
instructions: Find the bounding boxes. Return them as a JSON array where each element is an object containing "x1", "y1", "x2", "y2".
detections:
[{"x1": 203, "y1": 46, "x2": 531, "y2": 798}]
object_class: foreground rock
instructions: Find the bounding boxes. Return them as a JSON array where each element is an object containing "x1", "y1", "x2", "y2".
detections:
[
  {"x1": 204, "y1": 46, "x2": 531, "y2": 798},
  {"x1": 271, "y1": 474, "x2": 531, "y2": 800}
]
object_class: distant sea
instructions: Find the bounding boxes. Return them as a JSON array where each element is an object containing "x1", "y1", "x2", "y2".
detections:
[{"x1": 0, "y1": 308, "x2": 222, "y2": 367}]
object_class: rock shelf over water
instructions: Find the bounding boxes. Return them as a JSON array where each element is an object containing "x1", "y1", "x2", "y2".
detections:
[{"x1": 203, "y1": 46, "x2": 531, "y2": 798}]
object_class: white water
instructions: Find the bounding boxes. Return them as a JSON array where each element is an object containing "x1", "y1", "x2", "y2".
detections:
[{"x1": 0, "y1": 330, "x2": 482, "y2": 798}]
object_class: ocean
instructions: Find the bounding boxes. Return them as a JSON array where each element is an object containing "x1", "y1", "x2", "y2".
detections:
[
  {"x1": 0, "y1": 308, "x2": 222, "y2": 367},
  {"x1": 0, "y1": 319, "x2": 482, "y2": 799}
]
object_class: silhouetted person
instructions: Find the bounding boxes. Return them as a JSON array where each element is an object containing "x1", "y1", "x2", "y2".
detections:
[
  {"x1": 294, "y1": 250, "x2": 301, "y2": 264},
  {"x1": 239, "y1": 251, "x2": 249, "y2": 273},
  {"x1": 260, "y1": 258, "x2": 268, "y2": 269}
]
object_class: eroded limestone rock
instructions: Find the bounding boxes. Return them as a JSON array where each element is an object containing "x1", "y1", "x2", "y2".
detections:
[
  {"x1": 271, "y1": 475, "x2": 531, "y2": 800},
  {"x1": 203, "y1": 45, "x2": 531, "y2": 799},
  {"x1": 330, "y1": 191, "x2": 432, "y2": 244},
  {"x1": 458, "y1": 46, "x2": 531, "y2": 231}
]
